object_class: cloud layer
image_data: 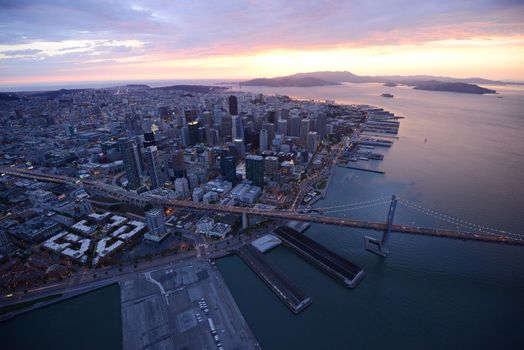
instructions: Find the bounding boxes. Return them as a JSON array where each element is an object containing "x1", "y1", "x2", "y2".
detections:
[{"x1": 1, "y1": 0, "x2": 523, "y2": 84}]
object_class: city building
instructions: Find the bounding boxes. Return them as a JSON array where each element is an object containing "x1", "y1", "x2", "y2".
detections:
[
  {"x1": 259, "y1": 129, "x2": 268, "y2": 152},
  {"x1": 119, "y1": 137, "x2": 141, "y2": 189},
  {"x1": 307, "y1": 131, "x2": 319, "y2": 153},
  {"x1": 264, "y1": 156, "x2": 279, "y2": 175},
  {"x1": 175, "y1": 177, "x2": 190, "y2": 197},
  {"x1": 220, "y1": 155, "x2": 237, "y2": 185},
  {"x1": 145, "y1": 208, "x2": 167, "y2": 237},
  {"x1": 228, "y1": 95, "x2": 238, "y2": 116},
  {"x1": 245, "y1": 155, "x2": 265, "y2": 187},
  {"x1": 144, "y1": 145, "x2": 163, "y2": 189}
]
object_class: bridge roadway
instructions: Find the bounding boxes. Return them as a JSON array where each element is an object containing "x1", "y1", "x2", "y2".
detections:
[{"x1": 2, "y1": 167, "x2": 523, "y2": 246}]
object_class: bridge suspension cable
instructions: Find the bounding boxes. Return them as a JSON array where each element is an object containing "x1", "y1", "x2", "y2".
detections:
[
  {"x1": 321, "y1": 199, "x2": 391, "y2": 214},
  {"x1": 278, "y1": 196, "x2": 391, "y2": 213},
  {"x1": 396, "y1": 197, "x2": 522, "y2": 240}
]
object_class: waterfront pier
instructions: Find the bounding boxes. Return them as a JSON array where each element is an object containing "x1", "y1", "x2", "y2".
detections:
[
  {"x1": 236, "y1": 244, "x2": 312, "y2": 314},
  {"x1": 275, "y1": 227, "x2": 366, "y2": 288}
]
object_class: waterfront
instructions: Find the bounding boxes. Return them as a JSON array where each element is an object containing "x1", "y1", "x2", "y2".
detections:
[
  {"x1": 0, "y1": 284, "x2": 121, "y2": 349},
  {"x1": 216, "y1": 82, "x2": 524, "y2": 349}
]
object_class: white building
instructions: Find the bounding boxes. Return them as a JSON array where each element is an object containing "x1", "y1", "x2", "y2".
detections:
[{"x1": 145, "y1": 208, "x2": 166, "y2": 237}]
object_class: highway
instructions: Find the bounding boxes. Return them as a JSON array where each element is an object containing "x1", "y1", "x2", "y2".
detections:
[{"x1": 1, "y1": 166, "x2": 523, "y2": 246}]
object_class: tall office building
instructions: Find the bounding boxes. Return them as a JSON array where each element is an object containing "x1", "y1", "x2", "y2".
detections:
[
  {"x1": 259, "y1": 129, "x2": 268, "y2": 152},
  {"x1": 289, "y1": 114, "x2": 301, "y2": 137},
  {"x1": 145, "y1": 208, "x2": 167, "y2": 237},
  {"x1": 174, "y1": 177, "x2": 190, "y2": 197},
  {"x1": 316, "y1": 113, "x2": 327, "y2": 137},
  {"x1": 188, "y1": 121, "x2": 200, "y2": 146},
  {"x1": 277, "y1": 119, "x2": 288, "y2": 136},
  {"x1": 221, "y1": 114, "x2": 232, "y2": 140},
  {"x1": 228, "y1": 95, "x2": 238, "y2": 116},
  {"x1": 220, "y1": 155, "x2": 237, "y2": 185},
  {"x1": 307, "y1": 131, "x2": 319, "y2": 153},
  {"x1": 262, "y1": 122, "x2": 275, "y2": 145},
  {"x1": 202, "y1": 111, "x2": 212, "y2": 127},
  {"x1": 300, "y1": 118, "x2": 310, "y2": 145},
  {"x1": 118, "y1": 137, "x2": 141, "y2": 190},
  {"x1": 143, "y1": 132, "x2": 156, "y2": 148},
  {"x1": 245, "y1": 155, "x2": 265, "y2": 187},
  {"x1": 264, "y1": 156, "x2": 279, "y2": 175},
  {"x1": 266, "y1": 110, "x2": 277, "y2": 123},
  {"x1": 144, "y1": 145, "x2": 163, "y2": 189},
  {"x1": 172, "y1": 149, "x2": 186, "y2": 178},
  {"x1": 233, "y1": 138, "x2": 245, "y2": 158},
  {"x1": 232, "y1": 115, "x2": 244, "y2": 140}
]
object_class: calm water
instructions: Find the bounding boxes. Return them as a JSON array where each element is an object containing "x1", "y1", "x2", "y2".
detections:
[
  {"x1": 0, "y1": 284, "x2": 122, "y2": 350},
  {"x1": 217, "y1": 83, "x2": 524, "y2": 350}
]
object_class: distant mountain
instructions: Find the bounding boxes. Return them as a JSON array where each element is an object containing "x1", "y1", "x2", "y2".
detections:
[
  {"x1": 243, "y1": 71, "x2": 509, "y2": 94},
  {"x1": 243, "y1": 76, "x2": 338, "y2": 87},
  {"x1": 411, "y1": 81, "x2": 496, "y2": 94},
  {"x1": 152, "y1": 85, "x2": 228, "y2": 93},
  {"x1": 28, "y1": 88, "x2": 88, "y2": 99}
]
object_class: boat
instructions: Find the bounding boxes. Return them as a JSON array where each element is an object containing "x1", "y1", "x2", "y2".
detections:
[{"x1": 381, "y1": 93, "x2": 394, "y2": 98}]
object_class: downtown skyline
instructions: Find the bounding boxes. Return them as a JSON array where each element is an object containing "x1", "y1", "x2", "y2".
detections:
[{"x1": 1, "y1": 0, "x2": 524, "y2": 87}]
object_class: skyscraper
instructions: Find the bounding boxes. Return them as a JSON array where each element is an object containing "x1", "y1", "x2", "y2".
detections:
[
  {"x1": 172, "y1": 149, "x2": 186, "y2": 178},
  {"x1": 220, "y1": 155, "x2": 237, "y2": 185},
  {"x1": 144, "y1": 145, "x2": 162, "y2": 189},
  {"x1": 228, "y1": 95, "x2": 238, "y2": 116},
  {"x1": 277, "y1": 119, "x2": 288, "y2": 136},
  {"x1": 289, "y1": 114, "x2": 301, "y2": 137},
  {"x1": 174, "y1": 177, "x2": 190, "y2": 197},
  {"x1": 234, "y1": 138, "x2": 245, "y2": 158},
  {"x1": 307, "y1": 131, "x2": 319, "y2": 153},
  {"x1": 259, "y1": 129, "x2": 268, "y2": 152},
  {"x1": 262, "y1": 122, "x2": 275, "y2": 145},
  {"x1": 188, "y1": 120, "x2": 200, "y2": 146},
  {"x1": 300, "y1": 118, "x2": 310, "y2": 145},
  {"x1": 232, "y1": 115, "x2": 244, "y2": 140},
  {"x1": 316, "y1": 113, "x2": 327, "y2": 137},
  {"x1": 245, "y1": 155, "x2": 265, "y2": 187},
  {"x1": 118, "y1": 137, "x2": 141, "y2": 190},
  {"x1": 264, "y1": 156, "x2": 279, "y2": 175}
]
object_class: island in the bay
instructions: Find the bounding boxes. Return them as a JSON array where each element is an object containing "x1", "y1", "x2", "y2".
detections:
[{"x1": 243, "y1": 71, "x2": 501, "y2": 94}]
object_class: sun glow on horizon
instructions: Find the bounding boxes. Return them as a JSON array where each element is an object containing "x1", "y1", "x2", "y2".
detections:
[{"x1": 1, "y1": 35, "x2": 524, "y2": 87}]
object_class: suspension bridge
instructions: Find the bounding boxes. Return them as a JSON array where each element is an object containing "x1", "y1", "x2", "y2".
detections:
[{"x1": 1, "y1": 166, "x2": 523, "y2": 256}]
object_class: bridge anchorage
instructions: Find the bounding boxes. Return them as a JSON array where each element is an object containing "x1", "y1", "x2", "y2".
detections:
[{"x1": 365, "y1": 195, "x2": 398, "y2": 257}]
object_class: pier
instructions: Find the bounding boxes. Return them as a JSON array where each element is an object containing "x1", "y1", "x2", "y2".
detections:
[
  {"x1": 275, "y1": 227, "x2": 366, "y2": 288},
  {"x1": 236, "y1": 245, "x2": 312, "y2": 314},
  {"x1": 337, "y1": 165, "x2": 385, "y2": 174}
]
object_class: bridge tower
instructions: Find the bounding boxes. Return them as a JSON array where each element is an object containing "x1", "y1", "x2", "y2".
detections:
[{"x1": 365, "y1": 195, "x2": 398, "y2": 257}]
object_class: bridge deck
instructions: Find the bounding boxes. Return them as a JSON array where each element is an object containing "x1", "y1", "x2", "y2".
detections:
[{"x1": 2, "y1": 167, "x2": 522, "y2": 246}]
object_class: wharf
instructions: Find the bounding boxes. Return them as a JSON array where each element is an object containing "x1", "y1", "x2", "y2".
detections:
[
  {"x1": 337, "y1": 164, "x2": 385, "y2": 174},
  {"x1": 275, "y1": 227, "x2": 365, "y2": 288},
  {"x1": 236, "y1": 245, "x2": 312, "y2": 314}
]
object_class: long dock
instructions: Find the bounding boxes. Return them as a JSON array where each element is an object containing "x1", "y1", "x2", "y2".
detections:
[
  {"x1": 236, "y1": 244, "x2": 312, "y2": 314},
  {"x1": 337, "y1": 165, "x2": 385, "y2": 174},
  {"x1": 275, "y1": 227, "x2": 365, "y2": 288}
]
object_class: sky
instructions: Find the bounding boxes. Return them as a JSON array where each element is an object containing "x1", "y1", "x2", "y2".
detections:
[{"x1": 1, "y1": 0, "x2": 524, "y2": 87}]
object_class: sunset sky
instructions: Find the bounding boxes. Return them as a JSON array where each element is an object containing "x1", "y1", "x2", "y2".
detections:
[{"x1": 1, "y1": 0, "x2": 524, "y2": 87}]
